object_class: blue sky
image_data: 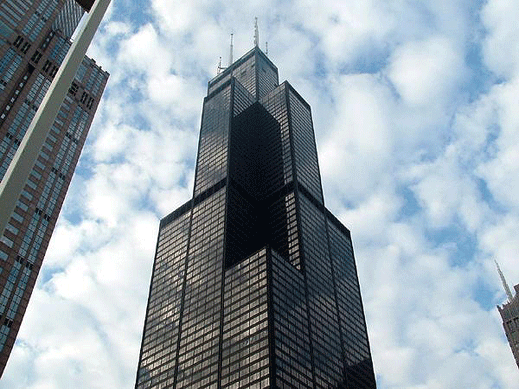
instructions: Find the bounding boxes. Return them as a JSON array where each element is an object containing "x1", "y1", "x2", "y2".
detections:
[{"x1": 2, "y1": 0, "x2": 519, "y2": 387}]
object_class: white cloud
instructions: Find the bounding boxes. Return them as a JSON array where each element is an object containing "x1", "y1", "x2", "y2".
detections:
[
  {"x1": 408, "y1": 144, "x2": 488, "y2": 230},
  {"x1": 388, "y1": 36, "x2": 467, "y2": 106},
  {"x1": 292, "y1": 0, "x2": 395, "y2": 70},
  {"x1": 474, "y1": 78, "x2": 519, "y2": 211},
  {"x1": 482, "y1": 0, "x2": 519, "y2": 79},
  {"x1": 320, "y1": 73, "x2": 394, "y2": 204},
  {"x1": 92, "y1": 122, "x2": 133, "y2": 162},
  {"x1": 118, "y1": 24, "x2": 164, "y2": 73},
  {"x1": 480, "y1": 215, "x2": 519, "y2": 282}
]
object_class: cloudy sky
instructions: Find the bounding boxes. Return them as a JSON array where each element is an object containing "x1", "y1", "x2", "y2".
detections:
[{"x1": 3, "y1": 0, "x2": 519, "y2": 387}]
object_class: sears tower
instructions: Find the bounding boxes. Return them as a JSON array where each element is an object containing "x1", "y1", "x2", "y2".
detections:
[{"x1": 136, "y1": 45, "x2": 376, "y2": 388}]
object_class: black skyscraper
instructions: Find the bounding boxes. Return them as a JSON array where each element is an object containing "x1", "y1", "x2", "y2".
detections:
[{"x1": 136, "y1": 46, "x2": 376, "y2": 389}]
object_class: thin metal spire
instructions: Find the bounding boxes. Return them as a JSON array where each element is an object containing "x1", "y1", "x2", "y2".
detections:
[
  {"x1": 217, "y1": 57, "x2": 223, "y2": 74},
  {"x1": 265, "y1": 41, "x2": 268, "y2": 56},
  {"x1": 496, "y1": 260, "x2": 514, "y2": 302},
  {"x1": 229, "y1": 33, "x2": 234, "y2": 66},
  {"x1": 254, "y1": 17, "x2": 259, "y2": 47}
]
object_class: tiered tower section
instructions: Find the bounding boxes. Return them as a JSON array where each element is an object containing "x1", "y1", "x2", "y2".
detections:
[{"x1": 136, "y1": 47, "x2": 375, "y2": 388}]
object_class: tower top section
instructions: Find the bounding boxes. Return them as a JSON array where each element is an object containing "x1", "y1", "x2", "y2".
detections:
[{"x1": 208, "y1": 46, "x2": 279, "y2": 101}]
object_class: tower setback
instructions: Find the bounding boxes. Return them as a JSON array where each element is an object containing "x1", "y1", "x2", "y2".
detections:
[
  {"x1": 0, "y1": 0, "x2": 108, "y2": 375},
  {"x1": 135, "y1": 47, "x2": 376, "y2": 388}
]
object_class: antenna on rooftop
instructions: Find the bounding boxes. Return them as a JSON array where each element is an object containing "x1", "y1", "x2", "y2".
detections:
[
  {"x1": 254, "y1": 17, "x2": 259, "y2": 47},
  {"x1": 496, "y1": 260, "x2": 514, "y2": 302},
  {"x1": 229, "y1": 33, "x2": 234, "y2": 66},
  {"x1": 266, "y1": 42, "x2": 268, "y2": 56},
  {"x1": 217, "y1": 57, "x2": 224, "y2": 74}
]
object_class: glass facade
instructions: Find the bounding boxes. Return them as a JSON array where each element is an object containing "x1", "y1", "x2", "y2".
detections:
[
  {"x1": 194, "y1": 84, "x2": 230, "y2": 197},
  {"x1": 136, "y1": 46, "x2": 376, "y2": 388},
  {"x1": 498, "y1": 283, "x2": 519, "y2": 369},
  {"x1": 176, "y1": 187, "x2": 225, "y2": 388},
  {"x1": 221, "y1": 249, "x2": 270, "y2": 388},
  {"x1": 52, "y1": 0, "x2": 84, "y2": 39},
  {"x1": 0, "y1": 0, "x2": 108, "y2": 376}
]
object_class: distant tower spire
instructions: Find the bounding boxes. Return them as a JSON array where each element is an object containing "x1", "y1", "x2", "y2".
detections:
[
  {"x1": 229, "y1": 33, "x2": 234, "y2": 66},
  {"x1": 265, "y1": 41, "x2": 268, "y2": 56},
  {"x1": 496, "y1": 260, "x2": 514, "y2": 302},
  {"x1": 254, "y1": 17, "x2": 259, "y2": 47}
]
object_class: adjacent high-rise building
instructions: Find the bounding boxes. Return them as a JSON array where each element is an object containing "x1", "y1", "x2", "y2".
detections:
[
  {"x1": 496, "y1": 262, "x2": 519, "y2": 369},
  {"x1": 0, "y1": 0, "x2": 108, "y2": 375},
  {"x1": 135, "y1": 46, "x2": 376, "y2": 388}
]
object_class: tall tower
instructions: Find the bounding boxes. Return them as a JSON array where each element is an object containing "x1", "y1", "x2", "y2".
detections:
[
  {"x1": 0, "y1": 0, "x2": 108, "y2": 375},
  {"x1": 135, "y1": 47, "x2": 376, "y2": 388},
  {"x1": 496, "y1": 262, "x2": 519, "y2": 369}
]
